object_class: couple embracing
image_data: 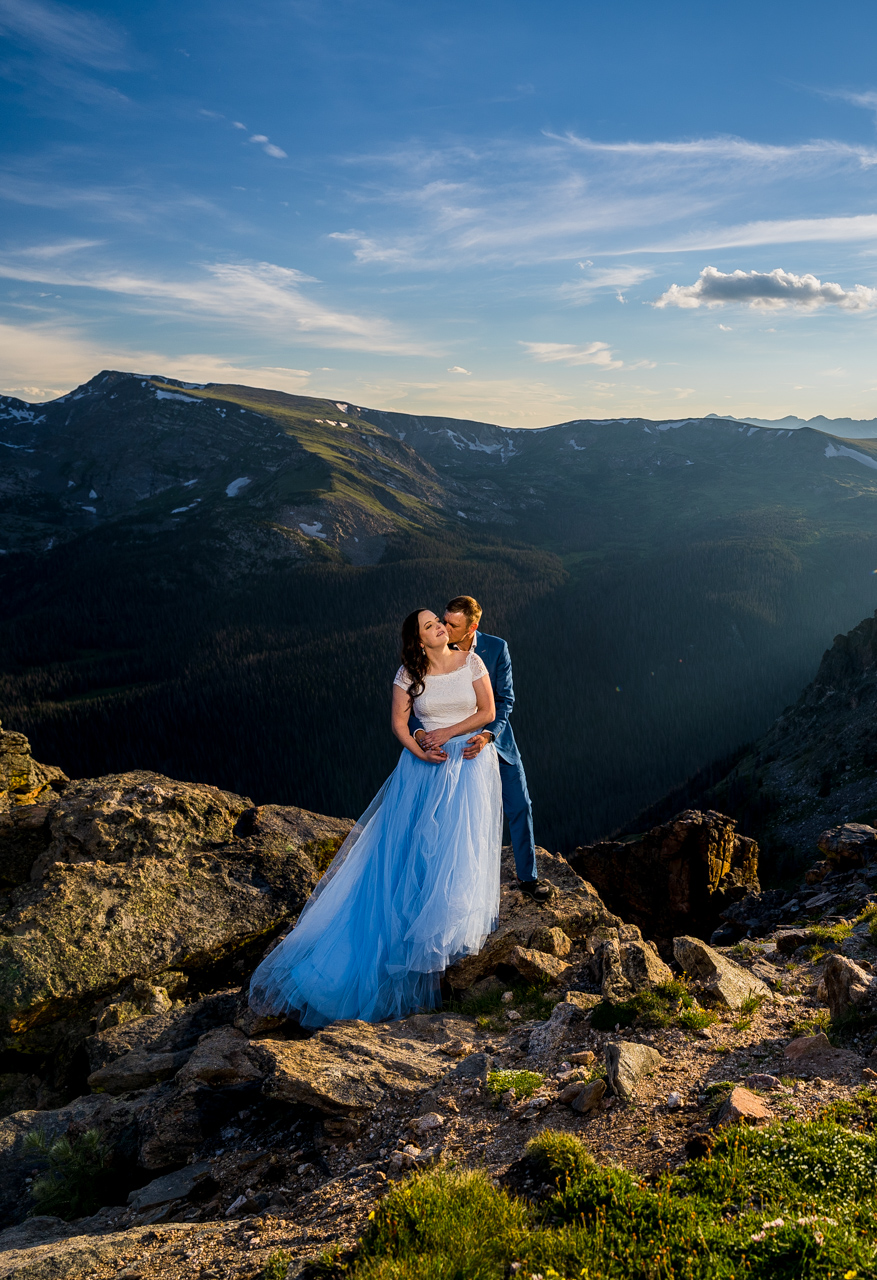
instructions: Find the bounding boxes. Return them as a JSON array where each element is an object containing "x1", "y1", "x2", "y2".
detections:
[{"x1": 249, "y1": 595, "x2": 548, "y2": 1029}]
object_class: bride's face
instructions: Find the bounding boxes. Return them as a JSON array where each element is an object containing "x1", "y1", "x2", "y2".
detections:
[{"x1": 418, "y1": 611, "x2": 449, "y2": 651}]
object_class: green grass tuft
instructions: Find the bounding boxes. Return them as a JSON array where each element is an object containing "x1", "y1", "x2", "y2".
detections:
[
  {"x1": 590, "y1": 978, "x2": 716, "y2": 1033},
  {"x1": 526, "y1": 1130, "x2": 592, "y2": 1185},
  {"x1": 485, "y1": 1070, "x2": 544, "y2": 1100},
  {"x1": 263, "y1": 1248, "x2": 295, "y2": 1279}
]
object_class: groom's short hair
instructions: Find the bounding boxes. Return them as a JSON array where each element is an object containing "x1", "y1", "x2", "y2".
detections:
[{"x1": 446, "y1": 595, "x2": 482, "y2": 629}]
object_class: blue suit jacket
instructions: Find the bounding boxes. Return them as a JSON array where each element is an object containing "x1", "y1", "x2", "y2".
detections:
[{"x1": 409, "y1": 631, "x2": 520, "y2": 766}]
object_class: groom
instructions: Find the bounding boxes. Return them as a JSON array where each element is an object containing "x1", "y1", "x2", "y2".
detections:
[{"x1": 412, "y1": 595, "x2": 550, "y2": 903}]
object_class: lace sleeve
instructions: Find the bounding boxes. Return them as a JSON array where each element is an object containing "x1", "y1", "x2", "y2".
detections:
[
  {"x1": 468, "y1": 652, "x2": 489, "y2": 682},
  {"x1": 393, "y1": 665, "x2": 411, "y2": 691}
]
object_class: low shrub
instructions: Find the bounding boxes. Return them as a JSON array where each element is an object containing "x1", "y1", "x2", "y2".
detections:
[
  {"x1": 525, "y1": 1130, "x2": 592, "y2": 1185},
  {"x1": 22, "y1": 1127, "x2": 116, "y2": 1220}
]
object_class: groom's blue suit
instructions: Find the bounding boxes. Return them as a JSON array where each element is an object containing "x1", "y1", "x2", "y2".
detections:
[{"x1": 411, "y1": 630, "x2": 537, "y2": 883}]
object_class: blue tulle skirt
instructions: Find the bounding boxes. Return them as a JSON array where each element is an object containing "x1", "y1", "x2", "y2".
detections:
[{"x1": 248, "y1": 736, "x2": 502, "y2": 1029}]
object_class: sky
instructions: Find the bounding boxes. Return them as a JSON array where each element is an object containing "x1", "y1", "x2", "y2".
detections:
[{"x1": 3, "y1": 0, "x2": 877, "y2": 424}]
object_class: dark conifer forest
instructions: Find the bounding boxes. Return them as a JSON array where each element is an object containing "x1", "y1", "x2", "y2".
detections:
[{"x1": 3, "y1": 372, "x2": 877, "y2": 851}]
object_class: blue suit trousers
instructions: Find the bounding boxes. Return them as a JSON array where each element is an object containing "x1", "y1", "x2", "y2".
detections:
[{"x1": 498, "y1": 752, "x2": 537, "y2": 882}]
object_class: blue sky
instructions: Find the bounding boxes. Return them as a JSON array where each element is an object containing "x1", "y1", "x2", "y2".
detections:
[{"x1": 3, "y1": 0, "x2": 877, "y2": 423}]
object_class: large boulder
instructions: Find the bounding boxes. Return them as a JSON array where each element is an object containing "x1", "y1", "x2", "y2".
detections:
[
  {"x1": 0, "y1": 723, "x2": 68, "y2": 890},
  {"x1": 818, "y1": 824, "x2": 877, "y2": 868},
  {"x1": 0, "y1": 722, "x2": 67, "y2": 813},
  {"x1": 28, "y1": 772, "x2": 253, "y2": 879},
  {"x1": 567, "y1": 810, "x2": 759, "y2": 945},
  {"x1": 0, "y1": 761, "x2": 351, "y2": 1056},
  {"x1": 445, "y1": 847, "x2": 619, "y2": 989},
  {"x1": 252, "y1": 1020, "x2": 448, "y2": 1116},
  {"x1": 673, "y1": 935, "x2": 771, "y2": 1010},
  {"x1": 84, "y1": 990, "x2": 238, "y2": 1074},
  {"x1": 822, "y1": 953, "x2": 877, "y2": 1020}
]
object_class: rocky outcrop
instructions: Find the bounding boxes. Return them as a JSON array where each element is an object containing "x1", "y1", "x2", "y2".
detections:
[
  {"x1": 599, "y1": 935, "x2": 673, "y2": 1002},
  {"x1": 818, "y1": 823, "x2": 877, "y2": 867},
  {"x1": 445, "y1": 847, "x2": 620, "y2": 990},
  {"x1": 567, "y1": 810, "x2": 759, "y2": 947},
  {"x1": 0, "y1": 722, "x2": 67, "y2": 812},
  {"x1": 253, "y1": 1020, "x2": 448, "y2": 1117},
  {"x1": 0, "y1": 742, "x2": 348, "y2": 1080}
]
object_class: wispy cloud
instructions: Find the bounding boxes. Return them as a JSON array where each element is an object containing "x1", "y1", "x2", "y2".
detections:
[
  {"x1": 559, "y1": 264, "x2": 653, "y2": 303},
  {"x1": 0, "y1": 0, "x2": 126, "y2": 68},
  {"x1": 655, "y1": 266, "x2": 877, "y2": 311},
  {"x1": 330, "y1": 129, "x2": 877, "y2": 273},
  {"x1": 627, "y1": 214, "x2": 877, "y2": 254},
  {"x1": 553, "y1": 131, "x2": 877, "y2": 168},
  {"x1": 17, "y1": 237, "x2": 104, "y2": 258},
  {"x1": 0, "y1": 253, "x2": 436, "y2": 354},
  {"x1": 520, "y1": 340, "x2": 624, "y2": 369},
  {"x1": 447, "y1": 366, "x2": 471, "y2": 374}
]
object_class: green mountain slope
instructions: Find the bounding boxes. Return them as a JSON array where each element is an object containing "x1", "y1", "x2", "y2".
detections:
[{"x1": 2, "y1": 371, "x2": 877, "y2": 851}]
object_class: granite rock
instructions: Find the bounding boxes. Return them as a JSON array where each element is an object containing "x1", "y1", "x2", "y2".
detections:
[{"x1": 673, "y1": 935, "x2": 771, "y2": 1010}]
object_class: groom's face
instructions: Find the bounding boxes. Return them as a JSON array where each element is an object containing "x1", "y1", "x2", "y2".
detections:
[{"x1": 443, "y1": 610, "x2": 473, "y2": 645}]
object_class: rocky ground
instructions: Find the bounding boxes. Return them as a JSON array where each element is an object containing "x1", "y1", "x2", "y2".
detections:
[{"x1": 3, "y1": 723, "x2": 877, "y2": 1279}]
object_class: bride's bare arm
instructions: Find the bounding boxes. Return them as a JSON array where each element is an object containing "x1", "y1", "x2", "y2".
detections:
[
  {"x1": 425, "y1": 675, "x2": 496, "y2": 748},
  {"x1": 391, "y1": 685, "x2": 447, "y2": 762}
]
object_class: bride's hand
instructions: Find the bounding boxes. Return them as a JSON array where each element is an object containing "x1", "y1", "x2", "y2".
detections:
[{"x1": 421, "y1": 745, "x2": 448, "y2": 764}]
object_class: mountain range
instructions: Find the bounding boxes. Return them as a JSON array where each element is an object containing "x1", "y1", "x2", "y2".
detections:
[
  {"x1": 710, "y1": 413, "x2": 877, "y2": 439},
  {"x1": 3, "y1": 369, "x2": 877, "y2": 856}
]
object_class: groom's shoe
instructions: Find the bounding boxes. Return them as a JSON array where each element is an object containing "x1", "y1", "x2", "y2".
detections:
[{"x1": 519, "y1": 879, "x2": 551, "y2": 903}]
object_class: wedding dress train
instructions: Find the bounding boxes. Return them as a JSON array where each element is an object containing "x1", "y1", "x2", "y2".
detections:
[{"x1": 248, "y1": 651, "x2": 502, "y2": 1028}]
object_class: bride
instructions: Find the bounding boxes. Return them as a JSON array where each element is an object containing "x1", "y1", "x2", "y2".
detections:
[{"x1": 248, "y1": 608, "x2": 503, "y2": 1028}]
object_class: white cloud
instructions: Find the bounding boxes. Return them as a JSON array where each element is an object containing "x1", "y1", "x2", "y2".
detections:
[
  {"x1": 447, "y1": 366, "x2": 471, "y2": 374},
  {"x1": 0, "y1": 253, "x2": 436, "y2": 354},
  {"x1": 520, "y1": 340, "x2": 623, "y2": 369},
  {"x1": 0, "y1": 320, "x2": 315, "y2": 401},
  {"x1": 247, "y1": 133, "x2": 286, "y2": 160},
  {"x1": 232, "y1": 121, "x2": 246, "y2": 130},
  {"x1": 654, "y1": 266, "x2": 877, "y2": 311}
]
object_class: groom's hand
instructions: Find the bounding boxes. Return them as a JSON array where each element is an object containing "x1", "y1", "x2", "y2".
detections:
[{"x1": 463, "y1": 732, "x2": 490, "y2": 759}]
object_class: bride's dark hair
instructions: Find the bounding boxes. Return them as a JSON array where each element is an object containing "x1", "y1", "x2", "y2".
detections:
[{"x1": 400, "y1": 609, "x2": 431, "y2": 698}]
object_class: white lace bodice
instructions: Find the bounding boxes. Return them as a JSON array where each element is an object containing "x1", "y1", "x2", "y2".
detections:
[{"x1": 394, "y1": 651, "x2": 489, "y2": 732}]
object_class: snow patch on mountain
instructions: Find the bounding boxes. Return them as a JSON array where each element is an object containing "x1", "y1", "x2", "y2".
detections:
[
  {"x1": 155, "y1": 390, "x2": 202, "y2": 404},
  {"x1": 824, "y1": 442, "x2": 877, "y2": 471}
]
